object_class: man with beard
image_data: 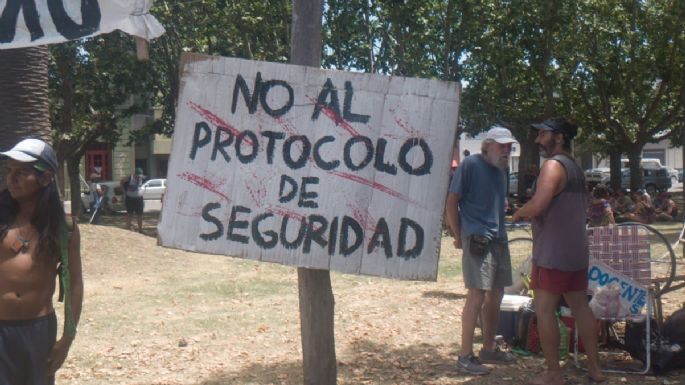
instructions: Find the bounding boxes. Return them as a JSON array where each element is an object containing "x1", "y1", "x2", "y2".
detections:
[
  {"x1": 445, "y1": 126, "x2": 517, "y2": 375},
  {"x1": 513, "y1": 117, "x2": 604, "y2": 385}
]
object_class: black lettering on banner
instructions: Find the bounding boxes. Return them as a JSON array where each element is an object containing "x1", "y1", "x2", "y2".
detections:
[
  {"x1": 236, "y1": 130, "x2": 259, "y2": 163},
  {"x1": 343, "y1": 81, "x2": 370, "y2": 124},
  {"x1": 374, "y1": 138, "x2": 397, "y2": 175},
  {"x1": 298, "y1": 177, "x2": 319, "y2": 208},
  {"x1": 231, "y1": 73, "x2": 294, "y2": 118},
  {"x1": 261, "y1": 130, "x2": 285, "y2": 164},
  {"x1": 232, "y1": 73, "x2": 261, "y2": 114},
  {"x1": 190, "y1": 121, "x2": 212, "y2": 160},
  {"x1": 397, "y1": 217, "x2": 424, "y2": 259},
  {"x1": 260, "y1": 79, "x2": 294, "y2": 117},
  {"x1": 343, "y1": 136, "x2": 373, "y2": 170},
  {"x1": 311, "y1": 78, "x2": 341, "y2": 121},
  {"x1": 367, "y1": 217, "x2": 392, "y2": 258},
  {"x1": 0, "y1": 0, "x2": 44, "y2": 42},
  {"x1": 398, "y1": 138, "x2": 433, "y2": 176},
  {"x1": 227, "y1": 205, "x2": 251, "y2": 244},
  {"x1": 303, "y1": 214, "x2": 328, "y2": 253},
  {"x1": 339, "y1": 216, "x2": 362, "y2": 256},
  {"x1": 283, "y1": 135, "x2": 311, "y2": 170},
  {"x1": 280, "y1": 217, "x2": 306, "y2": 250},
  {"x1": 312, "y1": 136, "x2": 340, "y2": 170},
  {"x1": 211, "y1": 126, "x2": 234, "y2": 162},
  {"x1": 252, "y1": 212, "x2": 278, "y2": 249},
  {"x1": 327, "y1": 217, "x2": 339, "y2": 255},
  {"x1": 278, "y1": 174, "x2": 298, "y2": 203},
  {"x1": 48, "y1": 0, "x2": 101, "y2": 40},
  {"x1": 200, "y1": 202, "x2": 223, "y2": 241}
]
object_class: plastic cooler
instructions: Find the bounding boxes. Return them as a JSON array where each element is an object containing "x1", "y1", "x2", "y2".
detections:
[{"x1": 496, "y1": 294, "x2": 533, "y2": 342}]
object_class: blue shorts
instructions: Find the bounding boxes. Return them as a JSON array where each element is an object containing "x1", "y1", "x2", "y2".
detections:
[{"x1": 0, "y1": 312, "x2": 57, "y2": 385}]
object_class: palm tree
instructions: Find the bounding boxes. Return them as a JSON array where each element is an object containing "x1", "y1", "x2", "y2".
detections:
[{"x1": 0, "y1": 46, "x2": 51, "y2": 189}]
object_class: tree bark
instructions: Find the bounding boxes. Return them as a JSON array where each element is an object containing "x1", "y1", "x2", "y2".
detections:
[
  {"x1": 290, "y1": 1, "x2": 337, "y2": 385},
  {"x1": 0, "y1": 47, "x2": 51, "y2": 189}
]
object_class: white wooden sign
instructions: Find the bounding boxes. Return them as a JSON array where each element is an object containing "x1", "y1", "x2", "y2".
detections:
[
  {"x1": 0, "y1": 0, "x2": 164, "y2": 49},
  {"x1": 158, "y1": 53, "x2": 461, "y2": 281}
]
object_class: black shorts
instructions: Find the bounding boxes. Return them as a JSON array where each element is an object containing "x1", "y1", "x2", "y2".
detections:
[
  {"x1": 0, "y1": 313, "x2": 57, "y2": 385},
  {"x1": 125, "y1": 196, "x2": 144, "y2": 214}
]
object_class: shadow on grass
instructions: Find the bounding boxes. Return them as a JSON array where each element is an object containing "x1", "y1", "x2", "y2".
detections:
[
  {"x1": 422, "y1": 290, "x2": 466, "y2": 300},
  {"x1": 195, "y1": 339, "x2": 462, "y2": 385},
  {"x1": 78, "y1": 210, "x2": 161, "y2": 238}
]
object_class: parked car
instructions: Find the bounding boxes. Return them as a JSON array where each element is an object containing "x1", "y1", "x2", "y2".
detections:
[
  {"x1": 585, "y1": 167, "x2": 671, "y2": 194},
  {"x1": 663, "y1": 166, "x2": 679, "y2": 184},
  {"x1": 140, "y1": 178, "x2": 167, "y2": 200}
]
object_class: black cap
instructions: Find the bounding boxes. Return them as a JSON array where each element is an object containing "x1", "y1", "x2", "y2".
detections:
[{"x1": 531, "y1": 117, "x2": 578, "y2": 140}]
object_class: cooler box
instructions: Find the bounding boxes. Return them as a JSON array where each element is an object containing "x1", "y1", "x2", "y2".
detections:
[{"x1": 496, "y1": 294, "x2": 533, "y2": 342}]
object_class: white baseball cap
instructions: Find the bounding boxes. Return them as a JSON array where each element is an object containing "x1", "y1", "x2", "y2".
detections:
[
  {"x1": 484, "y1": 125, "x2": 517, "y2": 144},
  {"x1": 0, "y1": 138, "x2": 58, "y2": 173}
]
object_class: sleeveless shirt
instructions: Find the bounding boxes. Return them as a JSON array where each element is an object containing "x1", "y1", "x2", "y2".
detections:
[{"x1": 532, "y1": 154, "x2": 589, "y2": 271}]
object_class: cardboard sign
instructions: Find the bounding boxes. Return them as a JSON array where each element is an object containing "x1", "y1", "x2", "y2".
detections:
[
  {"x1": 588, "y1": 260, "x2": 648, "y2": 315},
  {"x1": 0, "y1": 0, "x2": 164, "y2": 49},
  {"x1": 158, "y1": 53, "x2": 461, "y2": 281}
]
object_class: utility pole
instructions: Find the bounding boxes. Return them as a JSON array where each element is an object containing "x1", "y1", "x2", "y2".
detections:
[{"x1": 290, "y1": 1, "x2": 337, "y2": 384}]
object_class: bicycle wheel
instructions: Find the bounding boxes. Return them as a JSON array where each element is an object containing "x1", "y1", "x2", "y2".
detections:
[
  {"x1": 505, "y1": 237, "x2": 533, "y2": 295},
  {"x1": 616, "y1": 222, "x2": 676, "y2": 295}
]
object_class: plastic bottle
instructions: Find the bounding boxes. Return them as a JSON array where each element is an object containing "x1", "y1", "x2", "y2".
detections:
[{"x1": 557, "y1": 313, "x2": 569, "y2": 360}]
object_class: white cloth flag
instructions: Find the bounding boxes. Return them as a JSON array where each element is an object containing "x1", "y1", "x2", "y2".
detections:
[{"x1": 0, "y1": 0, "x2": 165, "y2": 49}]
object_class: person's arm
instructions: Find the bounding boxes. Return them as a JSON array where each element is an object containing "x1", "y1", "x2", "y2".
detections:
[
  {"x1": 445, "y1": 192, "x2": 462, "y2": 249},
  {"x1": 512, "y1": 159, "x2": 566, "y2": 221},
  {"x1": 48, "y1": 223, "x2": 83, "y2": 375}
]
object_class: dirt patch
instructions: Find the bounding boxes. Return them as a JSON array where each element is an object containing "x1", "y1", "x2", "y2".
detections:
[{"x1": 55, "y1": 213, "x2": 685, "y2": 384}]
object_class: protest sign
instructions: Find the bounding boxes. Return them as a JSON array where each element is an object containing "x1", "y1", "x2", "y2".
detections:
[
  {"x1": 0, "y1": 0, "x2": 164, "y2": 49},
  {"x1": 158, "y1": 53, "x2": 461, "y2": 281}
]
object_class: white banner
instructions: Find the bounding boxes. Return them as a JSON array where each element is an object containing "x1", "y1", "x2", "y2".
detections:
[
  {"x1": 158, "y1": 53, "x2": 461, "y2": 281},
  {"x1": 0, "y1": 0, "x2": 165, "y2": 49}
]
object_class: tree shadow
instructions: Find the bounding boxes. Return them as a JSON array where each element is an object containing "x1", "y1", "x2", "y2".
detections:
[
  {"x1": 194, "y1": 339, "x2": 460, "y2": 385},
  {"x1": 78, "y1": 210, "x2": 161, "y2": 238},
  {"x1": 422, "y1": 290, "x2": 466, "y2": 300},
  {"x1": 191, "y1": 339, "x2": 554, "y2": 385}
]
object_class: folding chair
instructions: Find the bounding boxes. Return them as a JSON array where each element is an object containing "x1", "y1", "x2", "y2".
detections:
[{"x1": 574, "y1": 224, "x2": 653, "y2": 374}]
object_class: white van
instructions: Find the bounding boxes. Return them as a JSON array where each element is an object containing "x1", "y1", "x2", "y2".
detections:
[{"x1": 620, "y1": 158, "x2": 662, "y2": 169}]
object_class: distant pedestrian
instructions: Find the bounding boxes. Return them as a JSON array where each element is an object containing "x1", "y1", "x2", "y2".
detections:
[{"x1": 121, "y1": 168, "x2": 145, "y2": 232}]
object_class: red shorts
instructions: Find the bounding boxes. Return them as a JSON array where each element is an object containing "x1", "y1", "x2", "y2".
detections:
[{"x1": 530, "y1": 262, "x2": 588, "y2": 294}]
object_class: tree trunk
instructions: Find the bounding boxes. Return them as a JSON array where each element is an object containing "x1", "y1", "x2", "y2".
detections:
[
  {"x1": 625, "y1": 147, "x2": 643, "y2": 192},
  {"x1": 290, "y1": 1, "x2": 337, "y2": 385},
  {"x1": 0, "y1": 47, "x2": 51, "y2": 189},
  {"x1": 67, "y1": 156, "x2": 85, "y2": 216},
  {"x1": 609, "y1": 148, "x2": 622, "y2": 191}
]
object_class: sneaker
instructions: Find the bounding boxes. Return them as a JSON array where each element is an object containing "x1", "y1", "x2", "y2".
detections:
[
  {"x1": 457, "y1": 354, "x2": 491, "y2": 375},
  {"x1": 479, "y1": 347, "x2": 517, "y2": 365}
]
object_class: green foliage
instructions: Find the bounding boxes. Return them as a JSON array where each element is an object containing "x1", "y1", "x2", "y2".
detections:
[
  {"x1": 147, "y1": 0, "x2": 292, "y2": 134},
  {"x1": 49, "y1": 32, "x2": 151, "y2": 152}
]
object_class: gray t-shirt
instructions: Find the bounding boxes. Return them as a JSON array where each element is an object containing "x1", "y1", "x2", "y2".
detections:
[
  {"x1": 449, "y1": 154, "x2": 507, "y2": 240},
  {"x1": 532, "y1": 154, "x2": 589, "y2": 271}
]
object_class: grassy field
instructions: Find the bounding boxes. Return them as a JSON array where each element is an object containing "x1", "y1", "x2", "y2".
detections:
[{"x1": 53, "y1": 212, "x2": 685, "y2": 384}]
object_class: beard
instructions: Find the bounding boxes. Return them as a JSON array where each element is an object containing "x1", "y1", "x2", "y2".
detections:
[
  {"x1": 484, "y1": 151, "x2": 509, "y2": 170},
  {"x1": 538, "y1": 137, "x2": 555, "y2": 158}
]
